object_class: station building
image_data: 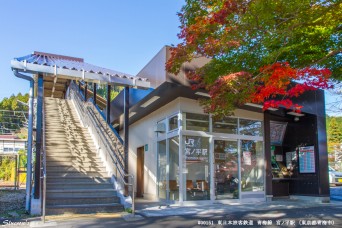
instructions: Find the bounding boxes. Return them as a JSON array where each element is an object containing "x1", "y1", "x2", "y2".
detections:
[{"x1": 111, "y1": 46, "x2": 330, "y2": 204}]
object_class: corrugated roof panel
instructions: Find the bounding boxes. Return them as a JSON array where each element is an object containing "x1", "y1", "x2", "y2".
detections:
[{"x1": 13, "y1": 52, "x2": 149, "y2": 82}]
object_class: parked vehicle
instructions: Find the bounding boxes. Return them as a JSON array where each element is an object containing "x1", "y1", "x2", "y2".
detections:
[{"x1": 329, "y1": 166, "x2": 342, "y2": 186}]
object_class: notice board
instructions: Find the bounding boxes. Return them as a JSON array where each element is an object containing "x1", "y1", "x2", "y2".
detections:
[{"x1": 298, "y1": 146, "x2": 315, "y2": 173}]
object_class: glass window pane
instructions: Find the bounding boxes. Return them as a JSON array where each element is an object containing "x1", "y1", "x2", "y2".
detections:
[
  {"x1": 240, "y1": 140, "x2": 264, "y2": 192},
  {"x1": 239, "y1": 119, "x2": 263, "y2": 136},
  {"x1": 184, "y1": 113, "x2": 209, "y2": 132},
  {"x1": 169, "y1": 115, "x2": 178, "y2": 131},
  {"x1": 157, "y1": 120, "x2": 166, "y2": 138},
  {"x1": 213, "y1": 117, "x2": 238, "y2": 134},
  {"x1": 183, "y1": 136, "x2": 210, "y2": 201},
  {"x1": 157, "y1": 140, "x2": 167, "y2": 199},
  {"x1": 169, "y1": 136, "x2": 179, "y2": 200},
  {"x1": 214, "y1": 140, "x2": 239, "y2": 199}
]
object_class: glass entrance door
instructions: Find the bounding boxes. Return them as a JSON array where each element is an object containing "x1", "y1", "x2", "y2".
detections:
[{"x1": 214, "y1": 140, "x2": 239, "y2": 200}]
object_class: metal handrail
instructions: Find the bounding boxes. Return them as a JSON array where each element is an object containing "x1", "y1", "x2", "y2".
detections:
[
  {"x1": 69, "y1": 81, "x2": 135, "y2": 215},
  {"x1": 40, "y1": 99, "x2": 47, "y2": 223},
  {"x1": 87, "y1": 106, "x2": 125, "y2": 170}
]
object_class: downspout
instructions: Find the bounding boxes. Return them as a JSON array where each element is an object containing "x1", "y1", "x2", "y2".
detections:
[{"x1": 12, "y1": 69, "x2": 34, "y2": 213}]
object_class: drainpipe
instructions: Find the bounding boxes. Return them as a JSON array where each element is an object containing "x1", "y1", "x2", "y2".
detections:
[{"x1": 12, "y1": 69, "x2": 34, "y2": 213}]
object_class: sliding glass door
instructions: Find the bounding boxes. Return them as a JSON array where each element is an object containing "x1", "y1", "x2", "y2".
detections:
[
  {"x1": 214, "y1": 140, "x2": 239, "y2": 200},
  {"x1": 157, "y1": 137, "x2": 180, "y2": 201}
]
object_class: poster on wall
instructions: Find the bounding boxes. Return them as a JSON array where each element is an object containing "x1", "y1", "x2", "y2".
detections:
[
  {"x1": 270, "y1": 121, "x2": 288, "y2": 145},
  {"x1": 286, "y1": 151, "x2": 297, "y2": 169},
  {"x1": 298, "y1": 146, "x2": 315, "y2": 173},
  {"x1": 243, "y1": 151, "x2": 252, "y2": 165}
]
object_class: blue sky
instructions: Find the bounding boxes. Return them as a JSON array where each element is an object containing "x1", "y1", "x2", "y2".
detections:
[
  {"x1": 0, "y1": 0, "x2": 184, "y2": 99},
  {"x1": 0, "y1": 0, "x2": 340, "y2": 116}
]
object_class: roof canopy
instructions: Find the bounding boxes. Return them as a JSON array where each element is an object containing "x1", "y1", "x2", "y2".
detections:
[{"x1": 11, "y1": 51, "x2": 150, "y2": 88}]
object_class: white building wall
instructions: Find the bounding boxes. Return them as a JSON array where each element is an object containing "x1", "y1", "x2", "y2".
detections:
[
  {"x1": 128, "y1": 98, "x2": 181, "y2": 200},
  {"x1": 128, "y1": 97, "x2": 264, "y2": 200},
  {"x1": 0, "y1": 139, "x2": 26, "y2": 154}
]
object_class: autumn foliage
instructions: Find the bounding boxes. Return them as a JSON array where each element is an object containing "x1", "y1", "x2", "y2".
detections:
[{"x1": 166, "y1": 0, "x2": 341, "y2": 116}]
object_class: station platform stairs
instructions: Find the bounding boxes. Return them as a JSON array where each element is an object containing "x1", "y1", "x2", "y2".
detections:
[{"x1": 44, "y1": 97, "x2": 123, "y2": 215}]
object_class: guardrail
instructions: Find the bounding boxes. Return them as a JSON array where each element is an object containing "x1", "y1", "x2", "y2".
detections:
[{"x1": 69, "y1": 81, "x2": 135, "y2": 215}]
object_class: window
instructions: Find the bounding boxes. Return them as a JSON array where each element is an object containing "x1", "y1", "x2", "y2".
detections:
[
  {"x1": 183, "y1": 136, "x2": 210, "y2": 201},
  {"x1": 213, "y1": 117, "x2": 238, "y2": 134},
  {"x1": 239, "y1": 119, "x2": 263, "y2": 136},
  {"x1": 240, "y1": 140, "x2": 264, "y2": 192},
  {"x1": 169, "y1": 136, "x2": 179, "y2": 200},
  {"x1": 156, "y1": 120, "x2": 166, "y2": 139},
  {"x1": 157, "y1": 140, "x2": 167, "y2": 200},
  {"x1": 169, "y1": 115, "x2": 178, "y2": 131},
  {"x1": 183, "y1": 113, "x2": 209, "y2": 132}
]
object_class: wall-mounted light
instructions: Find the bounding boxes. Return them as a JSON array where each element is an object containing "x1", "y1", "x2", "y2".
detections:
[
  {"x1": 195, "y1": 92, "x2": 211, "y2": 98},
  {"x1": 287, "y1": 111, "x2": 304, "y2": 122},
  {"x1": 245, "y1": 103, "x2": 278, "y2": 111},
  {"x1": 287, "y1": 111, "x2": 305, "y2": 117},
  {"x1": 140, "y1": 96, "x2": 160, "y2": 108}
]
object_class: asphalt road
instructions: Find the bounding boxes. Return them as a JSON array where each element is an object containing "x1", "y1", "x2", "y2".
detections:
[
  {"x1": 1, "y1": 187, "x2": 342, "y2": 228},
  {"x1": 43, "y1": 202, "x2": 342, "y2": 228}
]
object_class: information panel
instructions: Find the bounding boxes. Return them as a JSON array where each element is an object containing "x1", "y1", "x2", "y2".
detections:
[{"x1": 298, "y1": 146, "x2": 315, "y2": 173}]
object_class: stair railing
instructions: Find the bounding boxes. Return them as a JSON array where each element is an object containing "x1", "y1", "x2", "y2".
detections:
[
  {"x1": 68, "y1": 81, "x2": 135, "y2": 215},
  {"x1": 40, "y1": 99, "x2": 47, "y2": 222}
]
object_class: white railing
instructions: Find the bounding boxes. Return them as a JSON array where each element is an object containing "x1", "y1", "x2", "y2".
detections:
[{"x1": 69, "y1": 81, "x2": 135, "y2": 215}]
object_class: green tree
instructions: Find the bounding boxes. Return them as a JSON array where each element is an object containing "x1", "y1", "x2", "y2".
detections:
[
  {"x1": 328, "y1": 117, "x2": 342, "y2": 143},
  {"x1": 0, "y1": 156, "x2": 15, "y2": 181},
  {"x1": 327, "y1": 117, "x2": 342, "y2": 166},
  {"x1": 167, "y1": 0, "x2": 341, "y2": 116},
  {"x1": 96, "y1": 84, "x2": 122, "y2": 101},
  {"x1": 0, "y1": 93, "x2": 29, "y2": 133}
]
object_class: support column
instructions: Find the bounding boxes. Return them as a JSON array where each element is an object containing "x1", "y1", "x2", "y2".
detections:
[
  {"x1": 84, "y1": 82, "x2": 88, "y2": 101},
  {"x1": 106, "y1": 84, "x2": 111, "y2": 124},
  {"x1": 26, "y1": 80, "x2": 34, "y2": 211},
  {"x1": 264, "y1": 112, "x2": 273, "y2": 201},
  {"x1": 78, "y1": 81, "x2": 81, "y2": 93},
  {"x1": 124, "y1": 87, "x2": 129, "y2": 194},
  {"x1": 34, "y1": 73, "x2": 43, "y2": 199},
  {"x1": 93, "y1": 83, "x2": 97, "y2": 105}
]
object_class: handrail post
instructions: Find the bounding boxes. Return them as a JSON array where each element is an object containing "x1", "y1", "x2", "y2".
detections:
[{"x1": 131, "y1": 175, "x2": 135, "y2": 216}]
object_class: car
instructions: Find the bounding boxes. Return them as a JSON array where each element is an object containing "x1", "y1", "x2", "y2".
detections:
[{"x1": 329, "y1": 166, "x2": 342, "y2": 186}]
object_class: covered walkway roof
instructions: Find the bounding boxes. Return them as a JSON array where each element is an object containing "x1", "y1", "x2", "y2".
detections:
[{"x1": 11, "y1": 51, "x2": 150, "y2": 98}]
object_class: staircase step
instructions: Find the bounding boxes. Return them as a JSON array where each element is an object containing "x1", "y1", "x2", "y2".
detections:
[
  {"x1": 46, "y1": 152, "x2": 98, "y2": 157},
  {"x1": 46, "y1": 156, "x2": 102, "y2": 162},
  {"x1": 46, "y1": 196, "x2": 120, "y2": 206},
  {"x1": 47, "y1": 182, "x2": 113, "y2": 190},
  {"x1": 46, "y1": 161, "x2": 103, "y2": 166},
  {"x1": 47, "y1": 189, "x2": 117, "y2": 198},
  {"x1": 47, "y1": 176, "x2": 111, "y2": 183},
  {"x1": 47, "y1": 162, "x2": 104, "y2": 168},
  {"x1": 46, "y1": 203, "x2": 123, "y2": 215},
  {"x1": 47, "y1": 165, "x2": 106, "y2": 172}
]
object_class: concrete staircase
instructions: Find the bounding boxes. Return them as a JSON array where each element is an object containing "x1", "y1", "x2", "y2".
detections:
[{"x1": 44, "y1": 97, "x2": 123, "y2": 215}]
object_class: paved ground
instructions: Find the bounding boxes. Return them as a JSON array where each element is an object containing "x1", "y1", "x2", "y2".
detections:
[
  {"x1": 1, "y1": 187, "x2": 342, "y2": 227},
  {"x1": 330, "y1": 186, "x2": 342, "y2": 201}
]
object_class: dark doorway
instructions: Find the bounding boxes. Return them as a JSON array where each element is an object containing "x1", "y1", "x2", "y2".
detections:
[{"x1": 136, "y1": 146, "x2": 144, "y2": 197}]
